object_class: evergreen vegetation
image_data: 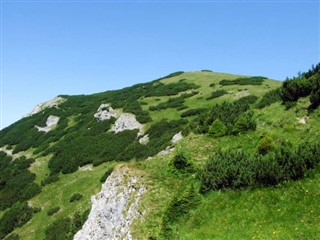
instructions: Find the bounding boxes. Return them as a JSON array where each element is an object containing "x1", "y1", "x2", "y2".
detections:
[
  {"x1": 219, "y1": 76, "x2": 266, "y2": 86},
  {"x1": 199, "y1": 141, "x2": 320, "y2": 192},
  {"x1": 206, "y1": 89, "x2": 227, "y2": 100}
]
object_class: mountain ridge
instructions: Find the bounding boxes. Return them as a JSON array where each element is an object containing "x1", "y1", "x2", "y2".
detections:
[{"x1": 0, "y1": 66, "x2": 319, "y2": 239}]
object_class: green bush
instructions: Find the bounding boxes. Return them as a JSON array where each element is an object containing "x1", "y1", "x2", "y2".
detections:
[
  {"x1": 149, "y1": 97, "x2": 185, "y2": 111},
  {"x1": 199, "y1": 141, "x2": 320, "y2": 193},
  {"x1": 257, "y1": 135, "x2": 274, "y2": 155},
  {"x1": 219, "y1": 76, "x2": 266, "y2": 86},
  {"x1": 0, "y1": 202, "x2": 33, "y2": 239},
  {"x1": 45, "y1": 211, "x2": 89, "y2": 240},
  {"x1": 171, "y1": 149, "x2": 194, "y2": 173},
  {"x1": 235, "y1": 95, "x2": 258, "y2": 106},
  {"x1": 180, "y1": 108, "x2": 207, "y2": 118},
  {"x1": 69, "y1": 193, "x2": 83, "y2": 203},
  {"x1": 206, "y1": 90, "x2": 227, "y2": 100},
  {"x1": 208, "y1": 118, "x2": 227, "y2": 137},
  {"x1": 47, "y1": 206, "x2": 60, "y2": 216},
  {"x1": 232, "y1": 110, "x2": 256, "y2": 134},
  {"x1": 100, "y1": 167, "x2": 114, "y2": 182},
  {"x1": 256, "y1": 88, "x2": 281, "y2": 109}
]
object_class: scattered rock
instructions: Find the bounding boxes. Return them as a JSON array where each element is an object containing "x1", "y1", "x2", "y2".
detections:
[
  {"x1": 74, "y1": 166, "x2": 146, "y2": 240},
  {"x1": 172, "y1": 132, "x2": 183, "y2": 144},
  {"x1": 297, "y1": 116, "x2": 308, "y2": 124},
  {"x1": 35, "y1": 115, "x2": 60, "y2": 132},
  {"x1": 79, "y1": 165, "x2": 93, "y2": 171},
  {"x1": 139, "y1": 134, "x2": 149, "y2": 145},
  {"x1": 235, "y1": 90, "x2": 249, "y2": 99},
  {"x1": 26, "y1": 96, "x2": 65, "y2": 117},
  {"x1": 157, "y1": 146, "x2": 175, "y2": 157},
  {"x1": 94, "y1": 104, "x2": 117, "y2": 121},
  {"x1": 111, "y1": 113, "x2": 143, "y2": 135}
]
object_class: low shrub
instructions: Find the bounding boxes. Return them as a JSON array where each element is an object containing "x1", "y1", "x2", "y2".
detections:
[
  {"x1": 171, "y1": 149, "x2": 194, "y2": 173},
  {"x1": 69, "y1": 193, "x2": 83, "y2": 203},
  {"x1": 255, "y1": 88, "x2": 281, "y2": 109},
  {"x1": 100, "y1": 167, "x2": 114, "y2": 183},
  {"x1": 180, "y1": 108, "x2": 207, "y2": 118},
  {"x1": 199, "y1": 141, "x2": 320, "y2": 193},
  {"x1": 47, "y1": 206, "x2": 60, "y2": 216},
  {"x1": 206, "y1": 90, "x2": 227, "y2": 100},
  {"x1": 219, "y1": 76, "x2": 266, "y2": 86}
]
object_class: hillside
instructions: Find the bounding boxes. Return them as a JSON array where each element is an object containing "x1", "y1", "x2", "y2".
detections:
[{"x1": 0, "y1": 66, "x2": 320, "y2": 240}]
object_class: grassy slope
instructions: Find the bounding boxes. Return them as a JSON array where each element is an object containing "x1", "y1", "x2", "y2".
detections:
[
  {"x1": 131, "y1": 94, "x2": 320, "y2": 239},
  {"x1": 4, "y1": 70, "x2": 320, "y2": 239}
]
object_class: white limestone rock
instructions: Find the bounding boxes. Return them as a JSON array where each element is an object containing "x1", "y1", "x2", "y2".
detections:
[
  {"x1": 157, "y1": 146, "x2": 175, "y2": 157},
  {"x1": 35, "y1": 115, "x2": 59, "y2": 133},
  {"x1": 139, "y1": 134, "x2": 149, "y2": 145},
  {"x1": 26, "y1": 96, "x2": 65, "y2": 117},
  {"x1": 94, "y1": 104, "x2": 117, "y2": 121},
  {"x1": 74, "y1": 166, "x2": 146, "y2": 240},
  {"x1": 111, "y1": 113, "x2": 143, "y2": 135},
  {"x1": 172, "y1": 131, "x2": 183, "y2": 144}
]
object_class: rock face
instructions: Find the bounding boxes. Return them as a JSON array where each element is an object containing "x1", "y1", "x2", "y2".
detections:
[
  {"x1": 74, "y1": 166, "x2": 146, "y2": 240},
  {"x1": 172, "y1": 131, "x2": 183, "y2": 144},
  {"x1": 35, "y1": 115, "x2": 60, "y2": 132},
  {"x1": 139, "y1": 134, "x2": 149, "y2": 145},
  {"x1": 111, "y1": 113, "x2": 143, "y2": 135},
  {"x1": 26, "y1": 96, "x2": 65, "y2": 117},
  {"x1": 94, "y1": 104, "x2": 117, "y2": 121}
]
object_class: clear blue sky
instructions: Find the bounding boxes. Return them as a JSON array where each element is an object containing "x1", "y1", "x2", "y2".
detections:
[{"x1": 1, "y1": 0, "x2": 319, "y2": 129}]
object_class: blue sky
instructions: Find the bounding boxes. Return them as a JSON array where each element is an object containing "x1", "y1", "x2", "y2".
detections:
[{"x1": 1, "y1": 0, "x2": 319, "y2": 129}]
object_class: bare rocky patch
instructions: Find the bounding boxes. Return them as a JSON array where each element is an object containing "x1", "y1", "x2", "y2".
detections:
[{"x1": 74, "y1": 166, "x2": 146, "y2": 240}]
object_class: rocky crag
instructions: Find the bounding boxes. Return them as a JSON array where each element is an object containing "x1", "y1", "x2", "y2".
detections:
[{"x1": 74, "y1": 166, "x2": 146, "y2": 240}]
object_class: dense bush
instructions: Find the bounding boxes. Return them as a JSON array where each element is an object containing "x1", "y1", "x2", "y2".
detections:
[
  {"x1": 69, "y1": 193, "x2": 83, "y2": 203},
  {"x1": 280, "y1": 63, "x2": 320, "y2": 109},
  {"x1": 47, "y1": 206, "x2": 60, "y2": 216},
  {"x1": 41, "y1": 174, "x2": 59, "y2": 186},
  {"x1": 48, "y1": 129, "x2": 138, "y2": 174},
  {"x1": 206, "y1": 89, "x2": 227, "y2": 100},
  {"x1": 192, "y1": 101, "x2": 254, "y2": 135},
  {"x1": 45, "y1": 211, "x2": 89, "y2": 240},
  {"x1": 100, "y1": 167, "x2": 114, "y2": 183},
  {"x1": 0, "y1": 154, "x2": 41, "y2": 211},
  {"x1": 180, "y1": 108, "x2": 207, "y2": 118},
  {"x1": 232, "y1": 110, "x2": 256, "y2": 134},
  {"x1": 208, "y1": 118, "x2": 227, "y2": 137},
  {"x1": 0, "y1": 202, "x2": 33, "y2": 239},
  {"x1": 149, "y1": 97, "x2": 185, "y2": 111},
  {"x1": 257, "y1": 135, "x2": 274, "y2": 155},
  {"x1": 255, "y1": 88, "x2": 281, "y2": 109},
  {"x1": 199, "y1": 141, "x2": 320, "y2": 193},
  {"x1": 235, "y1": 95, "x2": 258, "y2": 106},
  {"x1": 219, "y1": 76, "x2": 266, "y2": 86},
  {"x1": 171, "y1": 149, "x2": 194, "y2": 173}
]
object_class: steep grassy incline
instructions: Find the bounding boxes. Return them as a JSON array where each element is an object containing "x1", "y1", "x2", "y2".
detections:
[{"x1": 1, "y1": 66, "x2": 320, "y2": 239}]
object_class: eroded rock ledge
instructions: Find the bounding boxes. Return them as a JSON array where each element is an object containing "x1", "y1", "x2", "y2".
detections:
[{"x1": 74, "y1": 166, "x2": 146, "y2": 240}]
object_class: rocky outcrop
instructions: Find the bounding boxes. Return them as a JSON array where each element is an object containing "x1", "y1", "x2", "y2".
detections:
[
  {"x1": 26, "y1": 96, "x2": 65, "y2": 117},
  {"x1": 35, "y1": 115, "x2": 59, "y2": 132},
  {"x1": 94, "y1": 104, "x2": 118, "y2": 121},
  {"x1": 172, "y1": 132, "x2": 183, "y2": 144},
  {"x1": 74, "y1": 166, "x2": 146, "y2": 240},
  {"x1": 139, "y1": 134, "x2": 149, "y2": 145},
  {"x1": 111, "y1": 113, "x2": 143, "y2": 135}
]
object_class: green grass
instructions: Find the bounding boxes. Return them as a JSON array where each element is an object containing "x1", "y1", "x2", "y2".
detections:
[
  {"x1": 176, "y1": 170, "x2": 320, "y2": 239},
  {"x1": 13, "y1": 161, "x2": 116, "y2": 240}
]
